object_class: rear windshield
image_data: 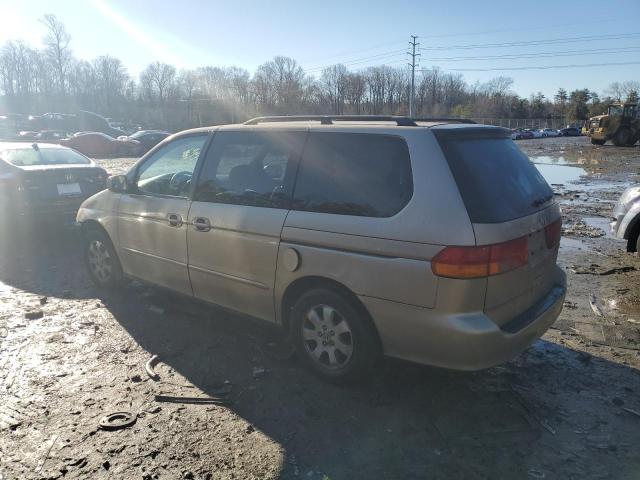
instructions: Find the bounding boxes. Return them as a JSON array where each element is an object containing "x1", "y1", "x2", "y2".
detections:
[
  {"x1": 2, "y1": 147, "x2": 90, "y2": 166},
  {"x1": 437, "y1": 135, "x2": 553, "y2": 223}
]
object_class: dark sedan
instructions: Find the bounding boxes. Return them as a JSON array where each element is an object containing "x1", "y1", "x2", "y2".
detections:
[
  {"x1": 60, "y1": 132, "x2": 142, "y2": 158},
  {"x1": 559, "y1": 127, "x2": 582, "y2": 137},
  {"x1": 118, "y1": 130, "x2": 170, "y2": 154},
  {"x1": 0, "y1": 142, "x2": 108, "y2": 224}
]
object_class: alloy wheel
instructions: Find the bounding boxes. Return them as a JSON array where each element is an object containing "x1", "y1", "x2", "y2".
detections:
[
  {"x1": 302, "y1": 304, "x2": 354, "y2": 369},
  {"x1": 87, "y1": 239, "x2": 113, "y2": 284}
]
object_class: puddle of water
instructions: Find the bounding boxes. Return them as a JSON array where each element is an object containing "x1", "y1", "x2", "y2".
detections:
[
  {"x1": 531, "y1": 155, "x2": 578, "y2": 166},
  {"x1": 534, "y1": 163, "x2": 586, "y2": 186},
  {"x1": 582, "y1": 217, "x2": 613, "y2": 238},
  {"x1": 559, "y1": 236, "x2": 591, "y2": 253},
  {"x1": 533, "y1": 162, "x2": 631, "y2": 193}
]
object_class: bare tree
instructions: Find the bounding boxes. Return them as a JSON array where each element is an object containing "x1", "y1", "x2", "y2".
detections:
[
  {"x1": 140, "y1": 62, "x2": 176, "y2": 104},
  {"x1": 40, "y1": 14, "x2": 72, "y2": 96},
  {"x1": 320, "y1": 64, "x2": 348, "y2": 114}
]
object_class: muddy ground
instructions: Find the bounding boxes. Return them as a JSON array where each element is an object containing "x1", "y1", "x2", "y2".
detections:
[{"x1": 1, "y1": 136, "x2": 640, "y2": 480}]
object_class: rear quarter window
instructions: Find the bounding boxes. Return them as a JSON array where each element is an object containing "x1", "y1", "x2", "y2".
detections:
[
  {"x1": 436, "y1": 131, "x2": 553, "y2": 224},
  {"x1": 292, "y1": 133, "x2": 413, "y2": 218}
]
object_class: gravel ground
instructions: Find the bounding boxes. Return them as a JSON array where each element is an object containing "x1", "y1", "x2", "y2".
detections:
[{"x1": 1, "y1": 136, "x2": 640, "y2": 479}]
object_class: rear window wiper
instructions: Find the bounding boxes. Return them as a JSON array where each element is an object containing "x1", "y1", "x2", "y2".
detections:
[{"x1": 531, "y1": 194, "x2": 553, "y2": 208}]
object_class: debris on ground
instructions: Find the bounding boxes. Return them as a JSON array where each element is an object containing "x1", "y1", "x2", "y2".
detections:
[
  {"x1": 154, "y1": 394, "x2": 228, "y2": 405},
  {"x1": 563, "y1": 221, "x2": 605, "y2": 238},
  {"x1": 589, "y1": 294, "x2": 604, "y2": 317},
  {"x1": 99, "y1": 411, "x2": 137, "y2": 431},
  {"x1": 600, "y1": 266, "x2": 636, "y2": 276},
  {"x1": 145, "y1": 354, "x2": 160, "y2": 381},
  {"x1": 24, "y1": 310, "x2": 44, "y2": 320},
  {"x1": 34, "y1": 434, "x2": 58, "y2": 473}
]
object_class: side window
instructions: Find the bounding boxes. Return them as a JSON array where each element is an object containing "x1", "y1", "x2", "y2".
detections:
[
  {"x1": 292, "y1": 133, "x2": 413, "y2": 217},
  {"x1": 194, "y1": 131, "x2": 305, "y2": 208},
  {"x1": 136, "y1": 135, "x2": 207, "y2": 197}
]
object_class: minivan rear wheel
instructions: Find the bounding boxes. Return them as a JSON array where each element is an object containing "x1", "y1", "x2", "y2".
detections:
[
  {"x1": 83, "y1": 227, "x2": 123, "y2": 289},
  {"x1": 291, "y1": 289, "x2": 379, "y2": 382}
]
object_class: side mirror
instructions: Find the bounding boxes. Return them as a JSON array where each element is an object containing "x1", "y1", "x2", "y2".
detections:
[{"x1": 107, "y1": 175, "x2": 129, "y2": 193}]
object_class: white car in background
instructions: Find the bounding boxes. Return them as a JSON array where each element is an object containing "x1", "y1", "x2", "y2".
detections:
[{"x1": 540, "y1": 128, "x2": 560, "y2": 137}]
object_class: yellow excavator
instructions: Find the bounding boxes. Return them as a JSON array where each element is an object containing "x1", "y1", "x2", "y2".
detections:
[{"x1": 586, "y1": 103, "x2": 639, "y2": 146}]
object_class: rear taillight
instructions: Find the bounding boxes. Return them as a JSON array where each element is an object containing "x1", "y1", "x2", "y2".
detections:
[
  {"x1": 544, "y1": 219, "x2": 562, "y2": 248},
  {"x1": 432, "y1": 236, "x2": 529, "y2": 279}
]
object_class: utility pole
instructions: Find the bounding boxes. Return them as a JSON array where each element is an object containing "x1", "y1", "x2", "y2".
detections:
[{"x1": 407, "y1": 35, "x2": 420, "y2": 117}]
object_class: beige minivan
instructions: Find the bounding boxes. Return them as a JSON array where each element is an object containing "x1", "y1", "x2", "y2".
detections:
[{"x1": 77, "y1": 116, "x2": 566, "y2": 381}]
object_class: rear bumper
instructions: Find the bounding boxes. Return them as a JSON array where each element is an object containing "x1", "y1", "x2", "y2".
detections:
[
  {"x1": 15, "y1": 200, "x2": 84, "y2": 225},
  {"x1": 360, "y1": 268, "x2": 567, "y2": 370}
]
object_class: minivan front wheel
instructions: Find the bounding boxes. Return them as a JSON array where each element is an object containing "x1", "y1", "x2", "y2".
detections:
[
  {"x1": 83, "y1": 228, "x2": 123, "y2": 289},
  {"x1": 291, "y1": 289, "x2": 379, "y2": 382}
]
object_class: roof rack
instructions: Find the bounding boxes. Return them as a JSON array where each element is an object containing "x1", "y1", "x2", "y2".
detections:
[{"x1": 243, "y1": 115, "x2": 476, "y2": 126}]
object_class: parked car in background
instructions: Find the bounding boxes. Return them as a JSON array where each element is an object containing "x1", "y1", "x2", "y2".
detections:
[
  {"x1": 77, "y1": 116, "x2": 565, "y2": 382},
  {"x1": 0, "y1": 142, "x2": 107, "y2": 224},
  {"x1": 27, "y1": 110, "x2": 125, "y2": 138},
  {"x1": 559, "y1": 127, "x2": 581, "y2": 137},
  {"x1": 118, "y1": 130, "x2": 170, "y2": 154},
  {"x1": 540, "y1": 128, "x2": 559, "y2": 137},
  {"x1": 611, "y1": 186, "x2": 640, "y2": 252},
  {"x1": 511, "y1": 128, "x2": 534, "y2": 140},
  {"x1": 60, "y1": 132, "x2": 142, "y2": 158},
  {"x1": 527, "y1": 129, "x2": 544, "y2": 139}
]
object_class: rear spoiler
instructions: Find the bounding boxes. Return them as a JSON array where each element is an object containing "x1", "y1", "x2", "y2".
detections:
[{"x1": 432, "y1": 126, "x2": 511, "y2": 141}]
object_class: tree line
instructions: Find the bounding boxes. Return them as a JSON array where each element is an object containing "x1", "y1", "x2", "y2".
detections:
[{"x1": 1, "y1": 15, "x2": 638, "y2": 132}]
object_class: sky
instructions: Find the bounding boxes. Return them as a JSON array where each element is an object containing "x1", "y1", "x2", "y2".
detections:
[{"x1": 1, "y1": 0, "x2": 639, "y2": 99}]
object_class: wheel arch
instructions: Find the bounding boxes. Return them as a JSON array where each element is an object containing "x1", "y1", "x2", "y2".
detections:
[
  {"x1": 280, "y1": 276, "x2": 383, "y2": 352},
  {"x1": 626, "y1": 214, "x2": 640, "y2": 252}
]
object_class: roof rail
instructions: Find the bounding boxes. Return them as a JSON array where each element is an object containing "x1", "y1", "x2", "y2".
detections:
[
  {"x1": 243, "y1": 115, "x2": 476, "y2": 126},
  {"x1": 413, "y1": 117, "x2": 476, "y2": 124}
]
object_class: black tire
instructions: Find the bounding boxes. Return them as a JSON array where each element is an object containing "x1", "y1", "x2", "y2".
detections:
[
  {"x1": 590, "y1": 138, "x2": 606, "y2": 146},
  {"x1": 612, "y1": 128, "x2": 632, "y2": 147},
  {"x1": 83, "y1": 226, "x2": 124, "y2": 289},
  {"x1": 291, "y1": 288, "x2": 380, "y2": 383}
]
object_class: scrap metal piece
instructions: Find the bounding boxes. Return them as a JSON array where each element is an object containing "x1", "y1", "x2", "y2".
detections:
[
  {"x1": 99, "y1": 411, "x2": 137, "y2": 431},
  {"x1": 154, "y1": 394, "x2": 228, "y2": 405},
  {"x1": 145, "y1": 354, "x2": 160, "y2": 381},
  {"x1": 589, "y1": 294, "x2": 604, "y2": 317}
]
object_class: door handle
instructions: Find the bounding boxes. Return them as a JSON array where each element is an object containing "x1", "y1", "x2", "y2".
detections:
[
  {"x1": 193, "y1": 216, "x2": 211, "y2": 232},
  {"x1": 167, "y1": 213, "x2": 183, "y2": 227}
]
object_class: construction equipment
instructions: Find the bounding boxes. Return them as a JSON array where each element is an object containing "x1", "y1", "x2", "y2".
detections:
[{"x1": 587, "y1": 103, "x2": 639, "y2": 146}]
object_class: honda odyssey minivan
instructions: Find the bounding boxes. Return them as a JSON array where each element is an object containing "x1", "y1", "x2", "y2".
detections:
[{"x1": 77, "y1": 116, "x2": 566, "y2": 381}]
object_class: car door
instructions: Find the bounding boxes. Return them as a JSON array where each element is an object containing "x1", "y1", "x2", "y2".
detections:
[
  {"x1": 188, "y1": 129, "x2": 306, "y2": 322},
  {"x1": 117, "y1": 133, "x2": 209, "y2": 295}
]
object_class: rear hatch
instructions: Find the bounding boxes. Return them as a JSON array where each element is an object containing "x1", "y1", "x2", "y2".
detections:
[{"x1": 435, "y1": 126, "x2": 562, "y2": 327}]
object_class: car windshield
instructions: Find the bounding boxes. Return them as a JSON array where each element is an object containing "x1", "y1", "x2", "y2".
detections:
[{"x1": 2, "y1": 147, "x2": 90, "y2": 166}]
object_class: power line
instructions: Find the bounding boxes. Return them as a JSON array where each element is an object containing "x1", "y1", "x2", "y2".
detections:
[
  {"x1": 442, "y1": 61, "x2": 640, "y2": 72},
  {"x1": 419, "y1": 32, "x2": 640, "y2": 51},
  {"x1": 298, "y1": 41, "x2": 405, "y2": 64},
  {"x1": 422, "y1": 46, "x2": 640, "y2": 62},
  {"x1": 304, "y1": 50, "x2": 407, "y2": 73}
]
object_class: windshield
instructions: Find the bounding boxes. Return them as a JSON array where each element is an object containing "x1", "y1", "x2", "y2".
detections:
[
  {"x1": 2, "y1": 147, "x2": 91, "y2": 166},
  {"x1": 608, "y1": 105, "x2": 623, "y2": 116}
]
